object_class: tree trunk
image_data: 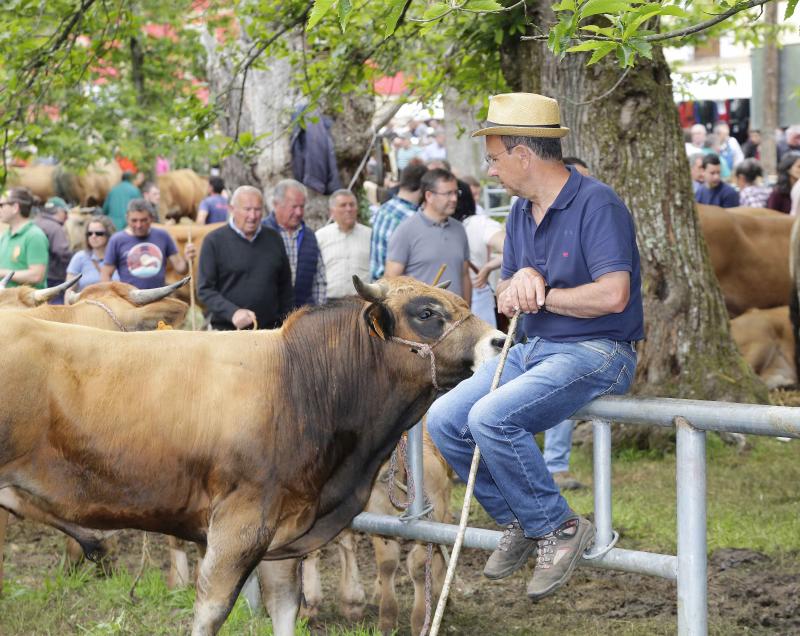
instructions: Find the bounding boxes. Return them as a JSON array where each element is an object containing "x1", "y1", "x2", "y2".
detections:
[
  {"x1": 497, "y1": 2, "x2": 767, "y2": 410},
  {"x1": 761, "y1": 0, "x2": 778, "y2": 177},
  {"x1": 442, "y1": 88, "x2": 483, "y2": 179},
  {"x1": 201, "y1": 24, "x2": 374, "y2": 229}
]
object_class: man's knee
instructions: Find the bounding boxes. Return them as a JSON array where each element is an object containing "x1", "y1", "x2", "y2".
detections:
[{"x1": 426, "y1": 396, "x2": 455, "y2": 443}]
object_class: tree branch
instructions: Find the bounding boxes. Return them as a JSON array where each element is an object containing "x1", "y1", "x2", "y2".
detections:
[{"x1": 521, "y1": 0, "x2": 773, "y2": 43}]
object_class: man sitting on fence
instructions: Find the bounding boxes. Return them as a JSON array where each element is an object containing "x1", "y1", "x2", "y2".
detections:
[{"x1": 427, "y1": 93, "x2": 644, "y2": 601}]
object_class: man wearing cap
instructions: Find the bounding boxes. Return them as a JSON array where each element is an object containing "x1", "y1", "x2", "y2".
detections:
[
  {"x1": 0, "y1": 187, "x2": 49, "y2": 289},
  {"x1": 34, "y1": 196, "x2": 74, "y2": 302},
  {"x1": 427, "y1": 93, "x2": 643, "y2": 601}
]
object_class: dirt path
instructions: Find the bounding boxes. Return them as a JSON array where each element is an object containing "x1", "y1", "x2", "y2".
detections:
[{"x1": 4, "y1": 519, "x2": 798, "y2": 635}]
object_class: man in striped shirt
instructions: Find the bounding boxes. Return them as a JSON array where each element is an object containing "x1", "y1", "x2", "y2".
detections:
[
  {"x1": 263, "y1": 179, "x2": 327, "y2": 307},
  {"x1": 369, "y1": 163, "x2": 426, "y2": 281}
]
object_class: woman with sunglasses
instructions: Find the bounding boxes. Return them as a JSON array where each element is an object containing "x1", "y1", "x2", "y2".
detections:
[{"x1": 66, "y1": 215, "x2": 119, "y2": 290}]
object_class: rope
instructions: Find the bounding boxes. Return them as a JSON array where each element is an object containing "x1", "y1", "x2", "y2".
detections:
[
  {"x1": 84, "y1": 299, "x2": 126, "y2": 332},
  {"x1": 187, "y1": 226, "x2": 197, "y2": 331},
  {"x1": 128, "y1": 532, "x2": 150, "y2": 601},
  {"x1": 428, "y1": 310, "x2": 521, "y2": 636}
]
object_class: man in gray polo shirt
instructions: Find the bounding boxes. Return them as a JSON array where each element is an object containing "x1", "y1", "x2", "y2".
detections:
[{"x1": 385, "y1": 168, "x2": 471, "y2": 303}]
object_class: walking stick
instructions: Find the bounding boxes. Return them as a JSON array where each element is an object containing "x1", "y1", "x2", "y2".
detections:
[
  {"x1": 187, "y1": 226, "x2": 197, "y2": 331},
  {"x1": 428, "y1": 309, "x2": 522, "y2": 636}
]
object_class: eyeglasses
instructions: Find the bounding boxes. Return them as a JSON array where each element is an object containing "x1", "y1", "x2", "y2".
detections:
[
  {"x1": 0, "y1": 200, "x2": 15, "y2": 207},
  {"x1": 86, "y1": 230, "x2": 107, "y2": 237},
  {"x1": 484, "y1": 148, "x2": 511, "y2": 166},
  {"x1": 430, "y1": 189, "x2": 461, "y2": 198}
]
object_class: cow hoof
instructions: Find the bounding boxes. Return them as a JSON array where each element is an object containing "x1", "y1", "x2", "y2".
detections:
[{"x1": 340, "y1": 601, "x2": 365, "y2": 622}]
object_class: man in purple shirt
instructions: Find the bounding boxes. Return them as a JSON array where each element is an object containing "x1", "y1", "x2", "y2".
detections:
[
  {"x1": 101, "y1": 199, "x2": 195, "y2": 289},
  {"x1": 694, "y1": 154, "x2": 740, "y2": 208},
  {"x1": 197, "y1": 176, "x2": 229, "y2": 225},
  {"x1": 427, "y1": 93, "x2": 643, "y2": 603}
]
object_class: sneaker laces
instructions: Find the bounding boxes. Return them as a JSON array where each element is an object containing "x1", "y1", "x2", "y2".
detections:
[
  {"x1": 535, "y1": 520, "x2": 577, "y2": 568},
  {"x1": 497, "y1": 522, "x2": 524, "y2": 552}
]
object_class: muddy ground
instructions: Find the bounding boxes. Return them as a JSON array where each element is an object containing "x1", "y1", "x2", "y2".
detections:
[{"x1": 3, "y1": 517, "x2": 799, "y2": 635}]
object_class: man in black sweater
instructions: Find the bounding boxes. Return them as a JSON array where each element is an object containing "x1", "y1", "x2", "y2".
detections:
[{"x1": 198, "y1": 185, "x2": 293, "y2": 330}]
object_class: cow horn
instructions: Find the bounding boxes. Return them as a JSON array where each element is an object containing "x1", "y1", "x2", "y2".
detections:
[
  {"x1": 0, "y1": 271, "x2": 13, "y2": 288},
  {"x1": 31, "y1": 275, "x2": 82, "y2": 304},
  {"x1": 64, "y1": 289, "x2": 81, "y2": 305},
  {"x1": 127, "y1": 276, "x2": 191, "y2": 306},
  {"x1": 436, "y1": 280, "x2": 451, "y2": 290},
  {"x1": 353, "y1": 275, "x2": 388, "y2": 303}
]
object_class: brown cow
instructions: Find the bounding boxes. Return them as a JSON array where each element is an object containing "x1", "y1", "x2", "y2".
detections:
[
  {"x1": 0, "y1": 276, "x2": 504, "y2": 635},
  {"x1": 8, "y1": 162, "x2": 122, "y2": 206},
  {"x1": 697, "y1": 204, "x2": 795, "y2": 317},
  {"x1": 157, "y1": 169, "x2": 208, "y2": 222},
  {"x1": 0, "y1": 277, "x2": 191, "y2": 592},
  {"x1": 731, "y1": 306, "x2": 797, "y2": 389},
  {"x1": 160, "y1": 222, "x2": 225, "y2": 305}
]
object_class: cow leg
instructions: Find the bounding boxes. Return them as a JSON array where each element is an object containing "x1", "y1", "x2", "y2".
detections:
[
  {"x1": 191, "y1": 504, "x2": 271, "y2": 636},
  {"x1": 371, "y1": 535, "x2": 401, "y2": 635},
  {"x1": 299, "y1": 549, "x2": 322, "y2": 620},
  {"x1": 336, "y1": 530, "x2": 365, "y2": 621},
  {"x1": 167, "y1": 536, "x2": 191, "y2": 588},
  {"x1": 0, "y1": 509, "x2": 7, "y2": 595},
  {"x1": 257, "y1": 559, "x2": 301, "y2": 636}
]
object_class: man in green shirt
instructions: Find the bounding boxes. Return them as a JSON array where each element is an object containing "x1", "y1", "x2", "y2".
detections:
[
  {"x1": 0, "y1": 187, "x2": 49, "y2": 289},
  {"x1": 102, "y1": 171, "x2": 141, "y2": 231}
]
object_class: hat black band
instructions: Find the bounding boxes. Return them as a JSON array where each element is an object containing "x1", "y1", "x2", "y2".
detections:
[{"x1": 485, "y1": 121, "x2": 562, "y2": 128}]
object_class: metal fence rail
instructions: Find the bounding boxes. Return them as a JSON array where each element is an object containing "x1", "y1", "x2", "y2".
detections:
[{"x1": 350, "y1": 395, "x2": 800, "y2": 636}]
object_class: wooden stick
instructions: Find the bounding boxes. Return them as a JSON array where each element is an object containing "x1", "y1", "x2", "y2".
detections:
[
  {"x1": 187, "y1": 226, "x2": 197, "y2": 331},
  {"x1": 432, "y1": 264, "x2": 447, "y2": 286}
]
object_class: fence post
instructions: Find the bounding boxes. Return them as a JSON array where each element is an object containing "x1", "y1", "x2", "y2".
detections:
[
  {"x1": 406, "y1": 421, "x2": 426, "y2": 519},
  {"x1": 592, "y1": 419, "x2": 614, "y2": 548},
  {"x1": 676, "y1": 416, "x2": 708, "y2": 636}
]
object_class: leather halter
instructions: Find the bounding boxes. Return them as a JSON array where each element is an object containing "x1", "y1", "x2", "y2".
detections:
[{"x1": 390, "y1": 316, "x2": 468, "y2": 392}]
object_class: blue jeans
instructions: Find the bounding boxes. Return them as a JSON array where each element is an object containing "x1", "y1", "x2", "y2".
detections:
[
  {"x1": 544, "y1": 419, "x2": 575, "y2": 473},
  {"x1": 427, "y1": 337, "x2": 636, "y2": 538}
]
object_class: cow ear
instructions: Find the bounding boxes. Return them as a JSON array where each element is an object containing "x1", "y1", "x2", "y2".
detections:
[{"x1": 363, "y1": 303, "x2": 393, "y2": 340}]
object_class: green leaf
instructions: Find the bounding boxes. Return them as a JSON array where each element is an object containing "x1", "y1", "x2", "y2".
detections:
[
  {"x1": 787, "y1": 0, "x2": 799, "y2": 19},
  {"x1": 586, "y1": 41, "x2": 617, "y2": 64},
  {"x1": 466, "y1": 0, "x2": 504, "y2": 10},
  {"x1": 566, "y1": 40, "x2": 614, "y2": 52},
  {"x1": 552, "y1": 0, "x2": 577, "y2": 11},
  {"x1": 658, "y1": 5, "x2": 689, "y2": 18},
  {"x1": 307, "y1": 0, "x2": 337, "y2": 30},
  {"x1": 383, "y1": 0, "x2": 407, "y2": 37},
  {"x1": 338, "y1": 0, "x2": 352, "y2": 31},
  {"x1": 422, "y1": 2, "x2": 450, "y2": 21},
  {"x1": 580, "y1": 0, "x2": 631, "y2": 19},
  {"x1": 580, "y1": 24, "x2": 615, "y2": 36}
]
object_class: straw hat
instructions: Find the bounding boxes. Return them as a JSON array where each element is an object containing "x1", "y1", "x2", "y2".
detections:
[{"x1": 472, "y1": 93, "x2": 569, "y2": 138}]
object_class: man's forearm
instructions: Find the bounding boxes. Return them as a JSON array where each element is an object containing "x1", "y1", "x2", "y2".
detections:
[{"x1": 545, "y1": 278, "x2": 629, "y2": 318}]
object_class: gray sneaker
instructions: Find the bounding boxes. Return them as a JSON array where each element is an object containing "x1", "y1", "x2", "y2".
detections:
[
  {"x1": 483, "y1": 521, "x2": 538, "y2": 580},
  {"x1": 526, "y1": 516, "x2": 594, "y2": 600}
]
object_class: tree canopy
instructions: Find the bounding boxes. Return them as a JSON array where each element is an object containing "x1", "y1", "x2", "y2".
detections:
[{"x1": 0, "y1": 0, "x2": 795, "y2": 180}]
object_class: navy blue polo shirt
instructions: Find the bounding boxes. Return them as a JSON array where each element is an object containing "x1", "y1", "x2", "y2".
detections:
[{"x1": 501, "y1": 166, "x2": 644, "y2": 342}]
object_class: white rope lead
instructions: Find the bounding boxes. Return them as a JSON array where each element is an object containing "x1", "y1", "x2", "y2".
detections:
[{"x1": 427, "y1": 311, "x2": 521, "y2": 636}]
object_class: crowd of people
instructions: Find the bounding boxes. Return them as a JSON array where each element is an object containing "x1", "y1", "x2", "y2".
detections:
[
  {"x1": 1, "y1": 91, "x2": 649, "y2": 606},
  {"x1": 687, "y1": 122, "x2": 800, "y2": 214}
]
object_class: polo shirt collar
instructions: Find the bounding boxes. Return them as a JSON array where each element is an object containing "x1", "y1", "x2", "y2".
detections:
[
  {"x1": 10, "y1": 220, "x2": 34, "y2": 237},
  {"x1": 549, "y1": 165, "x2": 583, "y2": 211},
  {"x1": 418, "y1": 209, "x2": 450, "y2": 227}
]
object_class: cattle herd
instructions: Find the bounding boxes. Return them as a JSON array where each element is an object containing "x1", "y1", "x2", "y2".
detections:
[
  {"x1": 0, "y1": 192, "x2": 798, "y2": 635},
  {"x1": 0, "y1": 274, "x2": 504, "y2": 635}
]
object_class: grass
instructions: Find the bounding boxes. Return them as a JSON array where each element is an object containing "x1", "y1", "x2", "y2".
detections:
[{"x1": 2, "y1": 433, "x2": 798, "y2": 635}]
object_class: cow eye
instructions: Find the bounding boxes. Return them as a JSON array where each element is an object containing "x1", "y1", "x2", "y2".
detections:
[{"x1": 418, "y1": 309, "x2": 434, "y2": 320}]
